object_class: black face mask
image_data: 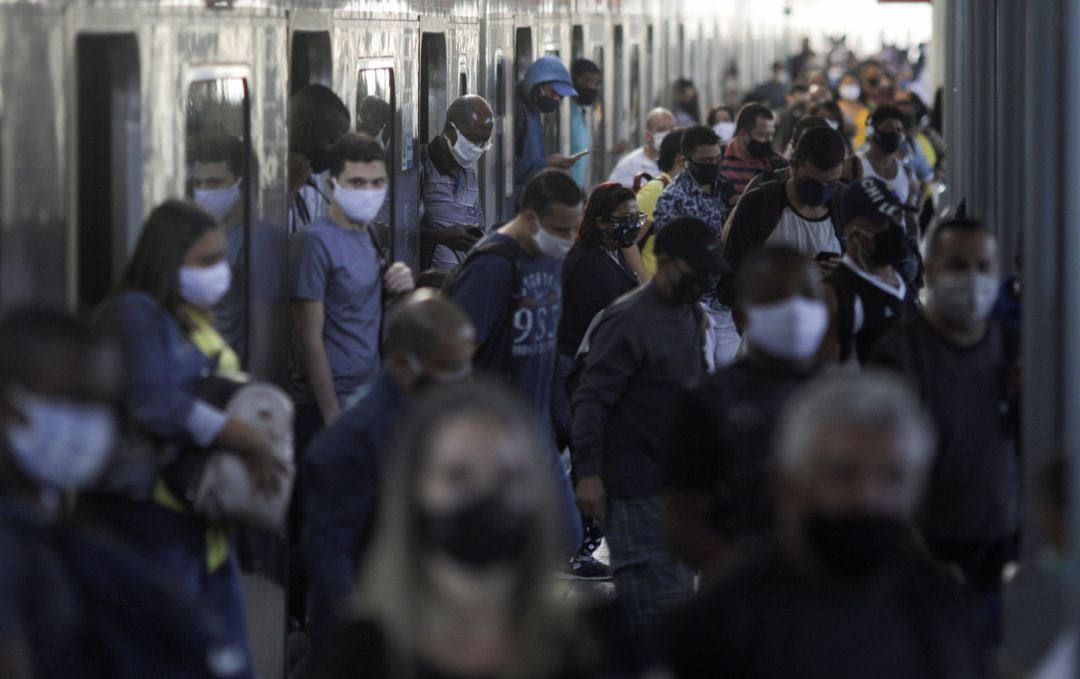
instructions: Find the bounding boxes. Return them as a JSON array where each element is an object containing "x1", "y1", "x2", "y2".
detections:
[
  {"x1": 867, "y1": 77, "x2": 881, "y2": 88},
  {"x1": 865, "y1": 222, "x2": 910, "y2": 267},
  {"x1": 805, "y1": 511, "x2": 910, "y2": 577},
  {"x1": 420, "y1": 492, "x2": 532, "y2": 570},
  {"x1": 794, "y1": 172, "x2": 839, "y2": 207},
  {"x1": 607, "y1": 213, "x2": 643, "y2": 248},
  {"x1": 576, "y1": 88, "x2": 599, "y2": 107},
  {"x1": 874, "y1": 131, "x2": 902, "y2": 154},
  {"x1": 688, "y1": 160, "x2": 719, "y2": 187},
  {"x1": 532, "y1": 88, "x2": 560, "y2": 114},
  {"x1": 673, "y1": 269, "x2": 719, "y2": 304},
  {"x1": 747, "y1": 139, "x2": 774, "y2": 159}
]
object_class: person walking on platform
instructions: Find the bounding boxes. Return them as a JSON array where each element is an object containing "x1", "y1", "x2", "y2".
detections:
[
  {"x1": 514, "y1": 56, "x2": 579, "y2": 205},
  {"x1": 302, "y1": 291, "x2": 476, "y2": 636},
  {"x1": 856, "y1": 104, "x2": 920, "y2": 211},
  {"x1": 664, "y1": 372, "x2": 987, "y2": 678},
  {"x1": 871, "y1": 218, "x2": 1020, "y2": 646},
  {"x1": 419, "y1": 95, "x2": 493, "y2": 272},
  {"x1": 608, "y1": 107, "x2": 676, "y2": 190},
  {"x1": 446, "y1": 169, "x2": 585, "y2": 556},
  {"x1": 718, "y1": 103, "x2": 788, "y2": 197},
  {"x1": 572, "y1": 216, "x2": 723, "y2": 643},
  {"x1": 662, "y1": 247, "x2": 827, "y2": 578}
]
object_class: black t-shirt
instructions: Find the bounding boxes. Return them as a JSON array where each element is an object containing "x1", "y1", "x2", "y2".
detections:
[
  {"x1": 664, "y1": 547, "x2": 987, "y2": 679},
  {"x1": 662, "y1": 359, "x2": 815, "y2": 538},
  {"x1": 557, "y1": 242, "x2": 639, "y2": 357},
  {"x1": 870, "y1": 315, "x2": 1020, "y2": 542},
  {"x1": 826, "y1": 260, "x2": 920, "y2": 362}
]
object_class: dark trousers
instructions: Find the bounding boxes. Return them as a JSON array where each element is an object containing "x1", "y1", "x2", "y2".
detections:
[{"x1": 289, "y1": 401, "x2": 326, "y2": 627}]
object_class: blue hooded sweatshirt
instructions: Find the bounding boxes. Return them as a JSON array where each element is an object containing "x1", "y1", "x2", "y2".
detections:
[{"x1": 514, "y1": 56, "x2": 575, "y2": 205}]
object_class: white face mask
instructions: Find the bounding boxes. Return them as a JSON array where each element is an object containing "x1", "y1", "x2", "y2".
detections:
[
  {"x1": 927, "y1": 271, "x2": 999, "y2": 327},
  {"x1": 334, "y1": 183, "x2": 388, "y2": 225},
  {"x1": 193, "y1": 182, "x2": 241, "y2": 222},
  {"x1": 5, "y1": 386, "x2": 116, "y2": 490},
  {"x1": 652, "y1": 131, "x2": 669, "y2": 151},
  {"x1": 179, "y1": 260, "x2": 232, "y2": 308},
  {"x1": 744, "y1": 297, "x2": 829, "y2": 362},
  {"x1": 532, "y1": 226, "x2": 574, "y2": 259},
  {"x1": 713, "y1": 121, "x2": 737, "y2": 142},
  {"x1": 448, "y1": 123, "x2": 489, "y2": 167},
  {"x1": 839, "y1": 84, "x2": 862, "y2": 102}
]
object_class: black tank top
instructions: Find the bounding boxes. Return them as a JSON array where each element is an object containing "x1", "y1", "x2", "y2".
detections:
[{"x1": 827, "y1": 262, "x2": 920, "y2": 362}]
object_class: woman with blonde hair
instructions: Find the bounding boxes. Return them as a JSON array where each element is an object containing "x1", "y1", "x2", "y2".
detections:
[{"x1": 305, "y1": 380, "x2": 650, "y2": 678}]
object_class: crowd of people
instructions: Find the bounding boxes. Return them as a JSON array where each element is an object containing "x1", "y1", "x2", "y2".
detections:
[{"x1": 0, "y1": 36, "x2": 1067, "y2": 679}]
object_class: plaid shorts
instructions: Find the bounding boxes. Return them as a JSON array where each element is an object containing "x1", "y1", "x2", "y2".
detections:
[{"x1": 606, "y1": 496, "x2": 694, "y2": 640}]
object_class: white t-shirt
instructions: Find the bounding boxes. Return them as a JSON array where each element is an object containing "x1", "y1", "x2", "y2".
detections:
[
  {"x1": 609, "y1": 147, "x2": 660, "y2": 189},
  {"x1": 765, "y1": 206, "x2": 842, "y2": 258},
  {"x1": 857, "y1": 153, "x2": 917, "y2": 206}
]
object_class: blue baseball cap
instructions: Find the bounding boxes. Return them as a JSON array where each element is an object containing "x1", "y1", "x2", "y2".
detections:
[{"x1": 548, "y1": 81, "x2": 578, "y2": 98}]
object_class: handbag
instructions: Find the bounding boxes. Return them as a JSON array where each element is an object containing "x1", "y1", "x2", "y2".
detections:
[{"x1": 167, "y1": 374, "x2": 296, "y2": 529}]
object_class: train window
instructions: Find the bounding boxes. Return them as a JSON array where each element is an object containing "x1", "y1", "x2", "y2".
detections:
[
  {"x1": 629, "y1": 44, "x2": 641, "y2": 148},
  {"x1": 495, "y1": 52, "x2": 513, "y2": 205},
  {"x1": 572, "y1": 25, "x2": 584, "y2": 63},
  {"x1": 290, "y1": 31, "x2": 332, "y2": 95},
  {"x1": 613, "y1": 26, "x2": 626, "y2": 153},
  {"x1": 420, "y1": 33, "x2": 448, "y2": 146},
  {"x1": 459, "y1": 73, "x2": 467, "y2": 96},
  {"x1": 589, "y1": 45, "x2": 606, "y2": 187},
  {"x1": 356, "y1": 65, "x2": 396, "y2": 249},
  {"x1": 76, "y1": 34, "x2": 142, "y2": 314},
  {"x1": 185, "y1": 73, "x2": 251, "y2": 362},
  {"x1": 514, "y1": 28, "x2": 532, "y2": 83}
]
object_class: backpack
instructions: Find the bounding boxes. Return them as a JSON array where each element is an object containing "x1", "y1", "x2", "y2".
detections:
[{"x1": 443, "y1": 238, "x2": 523, "y2": 381}]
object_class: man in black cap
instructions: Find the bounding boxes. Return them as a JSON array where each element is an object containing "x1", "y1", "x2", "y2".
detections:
[
  {"x1": 823, "y1": 177, "x2": 920, "y2": 364},
  {"x1": 571, "y1": 216, "x2": 726, "y2": 642}
]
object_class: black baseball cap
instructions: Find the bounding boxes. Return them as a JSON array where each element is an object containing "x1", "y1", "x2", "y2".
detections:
[
  {"x1": 843, "y1": 177, "x2": 918, "y2": 225},
  {"x1": 654, "y1": 216, "x2": 730, "y2": 275}
]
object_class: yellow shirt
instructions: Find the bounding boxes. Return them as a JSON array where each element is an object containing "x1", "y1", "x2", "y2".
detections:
[{"x1": 636, "y1": 172, "x2": 674, "y2": 279}]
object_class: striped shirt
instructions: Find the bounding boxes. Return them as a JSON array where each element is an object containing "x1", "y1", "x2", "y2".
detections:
[{"x1": 718, "y1": 139, "x2": 788, "y2": 196}]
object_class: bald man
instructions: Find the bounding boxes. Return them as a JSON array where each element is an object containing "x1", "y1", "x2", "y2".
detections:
[
  {"x1": 608, "y1": 107, "x2": 676, "y2": 189},
  {"x1": 420, "y1": 95, "x2": 495, "y2": 270},
  {"x1": 302, "y1": 290, "x2": 476, "y2": 633}
]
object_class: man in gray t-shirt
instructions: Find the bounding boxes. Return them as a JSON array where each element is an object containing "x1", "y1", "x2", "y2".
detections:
[
  {"x1": 289, "y1": 134, "x2": 415, "y2": 451},
  {"x1": 420, "y1": 95, "x2": 493, "y2": 271}
]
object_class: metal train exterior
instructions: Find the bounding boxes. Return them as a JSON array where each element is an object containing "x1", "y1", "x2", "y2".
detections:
[{"x1": 0, "y1": 0, "x2": 801, "y2": 386}]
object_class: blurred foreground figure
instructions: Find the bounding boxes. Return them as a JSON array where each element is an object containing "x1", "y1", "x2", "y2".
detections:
[
  {"x1": 302, "y1": 382, "x2": 652, "y2": 678},
  {"x1": 0, "y1": 311, "x2": 243, "y2": 678},
  {"x1": 664, "y1": 371, "x2": 987, "y2": 678}
]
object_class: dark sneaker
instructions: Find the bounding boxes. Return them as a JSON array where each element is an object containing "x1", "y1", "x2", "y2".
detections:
[{"x1": 558, "y1": 555, "x2": 612, "y2": 581}]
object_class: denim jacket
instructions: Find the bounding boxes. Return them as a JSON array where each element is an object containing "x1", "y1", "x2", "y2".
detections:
[{"x1": 98, "y1": 291, "x2": 228, "y2": 450}]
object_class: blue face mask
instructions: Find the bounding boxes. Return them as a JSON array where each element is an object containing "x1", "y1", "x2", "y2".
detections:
[
  {"x1": 794, "y1": 170, "x2": 840, "y2": 207},
  {"x1": 5, "y1": 386, "x2": 116, "y2": 490}
]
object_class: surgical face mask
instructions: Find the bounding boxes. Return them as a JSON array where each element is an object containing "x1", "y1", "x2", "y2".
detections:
[
  {"x1": 532, "y1": 225, "x2": 574, "y2": 259},
  {"x1": 927, "y1": 271, "x2": 999, "y2": 328},
  {"x1": 688, "y1": 160, "x2": 719, "y2": 187},
  {"x1": 334, "y1": 183, "x2": 388, "y2": 225},
  {"x1": 420, "y1": 491, "x2": 532, "y2": 570},
  {"x1": 448, "y1": 123, "x2": 489, "y2": 167},
  {"x1": 839, "y1": 84, "x2": 862, "y2": 101},
  {"x1": 713, "y1": 121, "x2": 736, "y2": 142},
  {"x1": 652, "y1": 130, "x2": 669, "y2": 151},
  {"x1": 5, "y1": 386, "x2": 116, "y2": 491},
  {"x1": 194, "y1": 182, "x2": 241, "y2": 222},
  {"x1": 793, "y1": 170, "x2": 840, "y2": 207},
  {"x1": 874, "y1": 130, "x2": 903, "y2": 155},
  {"x1": 744, "y1": 296, "x2": 828, "y2": 362},
  {"x1": 805, "y1": 511, "x2": 909, "y2": 577},
  {"x1": 179, "y1": 260, "x2": 232, "y2": 308}
]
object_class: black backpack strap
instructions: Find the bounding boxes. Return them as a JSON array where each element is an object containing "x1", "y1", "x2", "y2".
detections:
[{"x1": 445, "y1": 240, "x2": 522, "y2": 381}]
